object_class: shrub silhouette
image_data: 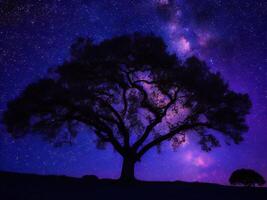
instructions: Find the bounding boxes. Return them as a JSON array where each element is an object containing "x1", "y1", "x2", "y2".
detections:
[
  {"x1": 82, "y1": 175, "x2": 99, "y2": 183},
  {"x1": 229, "y1": 169, "x2": 266, "y2": 187},
  {"x1": 3, "y1": 33, "x2": 251, "y2": 182}
]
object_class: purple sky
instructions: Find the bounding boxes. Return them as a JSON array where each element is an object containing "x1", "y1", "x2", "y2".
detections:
[{"x1": 0, "y1": 0, "x2": 267, "y2": 185}]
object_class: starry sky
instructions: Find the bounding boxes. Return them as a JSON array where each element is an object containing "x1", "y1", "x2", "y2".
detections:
[{"x1": 0, "y1": 0, "x2": 267, "y2": 185}]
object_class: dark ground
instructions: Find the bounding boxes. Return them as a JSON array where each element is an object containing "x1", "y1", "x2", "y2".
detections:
[{"x1": 0, "y1": 171, "x2": 266, "y2": 200}]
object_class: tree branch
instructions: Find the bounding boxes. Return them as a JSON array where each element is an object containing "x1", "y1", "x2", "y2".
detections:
[
  {"x1": 136, "y1": 122, "x2": 212, "y2": 159},
  {"x1": 75, "y1": 115, "x2": 124, "y2": 155},
  {"x1": 96, "y1": 97, "x2": 130, "y2": 148},
  {"x1": 121, "y1": 87, "x2": 128, "y2": 117},
  {"x1": 62, "y1": 100, "x2": 125, "y2": 155},
  {"x1": 132, "y1": 89, "x2": 179, "y2": 150}
]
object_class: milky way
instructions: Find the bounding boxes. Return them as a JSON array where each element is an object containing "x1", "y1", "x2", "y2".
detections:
[{"x1": 0, "y1": 0, "x2": 267, "y2": 184}]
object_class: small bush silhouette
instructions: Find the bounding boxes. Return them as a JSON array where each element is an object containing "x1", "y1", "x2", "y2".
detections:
[
  {"x1": 82, "y1": 175, "x2": 99, "y2": 183},
  {"x1": 229, "y1": 169, "x2": 266, "y2": 187}
]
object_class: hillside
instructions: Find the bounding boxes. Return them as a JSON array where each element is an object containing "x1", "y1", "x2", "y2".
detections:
[{"x1": 0, "y1": 171, "x2": 266, "y2": 200}]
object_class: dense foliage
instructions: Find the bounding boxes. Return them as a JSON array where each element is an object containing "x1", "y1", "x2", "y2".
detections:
[{"x1": 3, "y1": 33, "x2": 251, "y2": 181}]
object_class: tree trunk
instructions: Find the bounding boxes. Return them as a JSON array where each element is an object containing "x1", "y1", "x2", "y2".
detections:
[{"x1": 120, "y1": 156, "x2": 136, "y2": 182}]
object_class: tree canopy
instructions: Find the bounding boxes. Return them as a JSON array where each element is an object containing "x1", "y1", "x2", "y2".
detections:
[{"x1": 3, "y1": 33, "x2": 252, "y2": 181}]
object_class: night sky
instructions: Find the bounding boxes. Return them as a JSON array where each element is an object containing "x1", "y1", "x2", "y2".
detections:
[{"x1": 0, "y1": 0, "x2": 267, "y2": 185}]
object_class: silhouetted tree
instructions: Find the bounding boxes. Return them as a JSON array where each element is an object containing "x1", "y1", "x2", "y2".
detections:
[
  {"x1": 229, "y1": 169, "x2": 266, "y2": 187},
  {"x1": 3, "y1": 33, "x2": 251, "y2": 181}
]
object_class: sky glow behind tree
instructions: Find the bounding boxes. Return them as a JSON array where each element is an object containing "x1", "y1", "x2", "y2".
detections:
[{"x1": 0, "y1": 0, "x2": 267, "y2": 185}]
